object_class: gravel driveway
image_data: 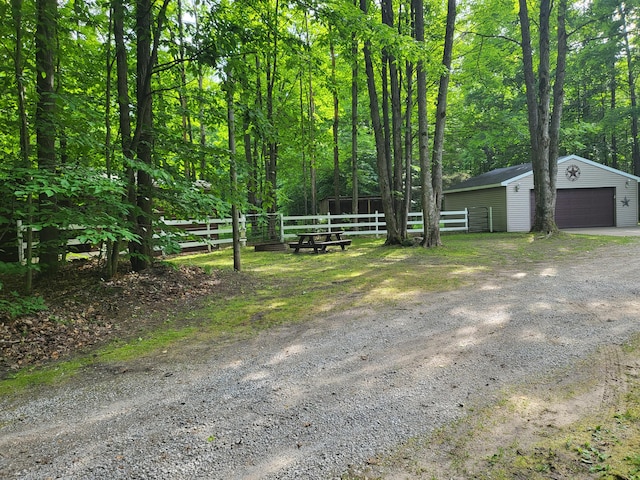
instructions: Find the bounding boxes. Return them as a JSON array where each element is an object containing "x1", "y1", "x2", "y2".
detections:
[{"x1": 1, "y1": 242, "x2": 640, "y2": 479}]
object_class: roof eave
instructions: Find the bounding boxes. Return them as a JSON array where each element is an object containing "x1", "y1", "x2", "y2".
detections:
[
  {"x1": 444, "y1": 183, "x2": 504, "y2": 194},
  {"x1": 500, "y1": 170, "x2": 533, "y2": 186}
]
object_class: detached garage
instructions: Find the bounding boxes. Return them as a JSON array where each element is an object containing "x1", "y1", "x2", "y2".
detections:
[{"x1": 443, "y1": 155, "x2": 640, "y2": 232}]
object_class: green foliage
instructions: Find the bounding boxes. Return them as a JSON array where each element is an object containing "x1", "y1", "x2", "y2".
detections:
[
  {"x1": 0, "y1": 291, "x2": 47, "y2": 319},
  {"x1": 2, "y1": 0, "x2": 640, "y2": 255},
  {"x1": 154, "y1": 176, "x2": 229, "y2": 220},
  {"x1": 0, "y1": 165, "x2": 136, "y2": 251}
]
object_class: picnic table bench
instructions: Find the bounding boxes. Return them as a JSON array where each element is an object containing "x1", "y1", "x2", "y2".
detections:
[{"x1": 288, "y1": 231, "x2": 351, "y2": 254}]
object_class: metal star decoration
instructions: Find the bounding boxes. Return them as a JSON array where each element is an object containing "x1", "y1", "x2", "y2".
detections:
[
  {"x1": 565, "y1": 164, "x2": 580, "y2": 181},
  {"x1": 622, "y1": 197, "x2": 631, "y2": 207}
]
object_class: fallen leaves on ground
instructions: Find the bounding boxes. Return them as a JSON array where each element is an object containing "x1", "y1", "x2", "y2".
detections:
[{"x1": 0, "y1": 259, "x2": 254, "y2": 377}]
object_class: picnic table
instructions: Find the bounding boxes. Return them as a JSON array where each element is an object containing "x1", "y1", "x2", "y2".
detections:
[{"x1": 288, "y1": 230, "x2": 352, "y2": 254}]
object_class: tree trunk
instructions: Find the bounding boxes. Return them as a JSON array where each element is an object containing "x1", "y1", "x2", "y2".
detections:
[
  {"x1": 113, "y1": 0, "x2": 138, "y2": 278},
  {"x1": 129, "y1": 0, "x2": 170, "y2": 270},
  {"x1": 226, "y1": 67, "x2": 241, "y2": 272},
  {"x1": 246, "y1": 54, "x2": 260, "y2": 224},
  {"x1": 351, "y1": 15, "x2": 359, "y2": 220},
  {"x1": 177, "y1": 0, "x2": 193, "y2": 179},
  {"x1": 519, "y1": 0, "x2": 565, "y2": 234},
  {"x1": 361, "y1": 0, "x2": 401, "y2": 244},
  {"x1": 244, "y1": 99, "x2": 258, "y2": 218},
  {"x1": 198, "y1": 67, "x2": 207, "y2": 179},
  {"x1": 13, "y1": 0, "x2": 29, "y2": 168},
  {"x1": 194, "y1": 9, "x2": 207, "y2": 180},
  {"x1": 265, "y1": 0, "x2": 280, "y2": 238},
  {"x1": 305, "y1": 12, "x2": 317, "y2": 216},
  {"x1": 308, "y1": 80, "x2": 317, "y2": 216},
  {"x1": 403, "y1": 59, "x2": 413, "y2": 229},
  {"x1": 129, "y1": 0, "x2": 155, "y2": 271},
  {"x1": 619, "y1": 4, "x2": 640, "y2": 176},
  {"x1": 428, "y1": 0, "x2": 456, "y2": 247},
  {"x1": 35, "y1": 0, "x2": 60, "y2": 273},
  {"x1": 548, "y1": 0, "x2": 567, "y2": 199},
  {"x1": 413, "y1": 0, "x2": 433, "y2": 247},
  {"x1": 383, "y1": 4, "x2": 404, "y2": 236},
  {"x1": 299, "y1": 75, "x2": 309, "y2": 215},
  {"x1": 330, "y1": 34, "x2": 341, "y2": 215},
  {"x1": 12, "y1": 0, "x2": 33, "y2": 291},
  {"x1": 610, "y1": 67, "x2": 619, "y2": 169},
  {"x1": 104, "y1": 5, "x2": 119, "y2": 280}
]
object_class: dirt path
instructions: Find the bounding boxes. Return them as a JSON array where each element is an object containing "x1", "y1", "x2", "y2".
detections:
[{"x1": 1, "y1": 243, "x2": 640, "y2": 479}]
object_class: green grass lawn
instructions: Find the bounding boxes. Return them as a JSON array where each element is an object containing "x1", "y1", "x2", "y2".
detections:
[{"x1": 168, "y1": 231, "x2": 633, "y2": 342}]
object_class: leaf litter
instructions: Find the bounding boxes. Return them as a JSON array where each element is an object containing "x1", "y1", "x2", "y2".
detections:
[{"x1": 0, "y1": 258, "x2": 254, "y2": 378}]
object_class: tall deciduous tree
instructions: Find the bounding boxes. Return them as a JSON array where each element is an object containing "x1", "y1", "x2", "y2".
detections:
[
  {"x1": 617, "y1": 3, "x2": 640, "y2": 176},
  {"x1": 361, "y1": 0, "x2": 402, "y2": 245},
  {"x1": 330, "y1": 29, "x2": 341, "y2": 215},
  {"x1": 131, "y1": 0, "x2": 155, "y2": 271},
  {"x1": 414, "y1": 0, "x2": 432, "y2": 247},
  {"x1": 351, "y1": 0, "x2": 359, "y2": 219},
  {"x1": 11, "y1": 0, "x2": 34, "y2": 291},
  {"x1": 35, "y1": 0, "x2": 59, "y2": 273},
  {"x1": 425, "y1": 0, "x2": 456, "y2": 247},
  {"x1": 519, "y1": 0, "x2": 568, "y2": 234},
  {"x1": 225, "y1": 65, "x2": 241, "y2": 271}
]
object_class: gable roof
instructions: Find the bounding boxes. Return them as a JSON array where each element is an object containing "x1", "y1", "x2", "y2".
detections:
[
  {"x1": 445, "y1": 163, "x2": 532, "y2": 193},
  {"x1": 444, "y1": 154, "x2": 640, "y2": 194}
]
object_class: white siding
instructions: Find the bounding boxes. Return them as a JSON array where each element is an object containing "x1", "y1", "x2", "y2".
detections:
[
  {"x1": 505, "y1": 175, "x2": 534, "y2": 232},
  {"x1": 505, "y1": 155, "x2": 639, "y2": 231}
]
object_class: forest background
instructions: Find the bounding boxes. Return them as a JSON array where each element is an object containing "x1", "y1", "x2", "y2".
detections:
[{"x1": 0, "y1": 0, "x2": 639, "y2": 286}]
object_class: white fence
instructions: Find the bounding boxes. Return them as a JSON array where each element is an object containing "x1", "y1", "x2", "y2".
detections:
[
  {"x1": 16, "y1": 209, "x2": 468, "y2": 258},
  {"x1": 157, "y1": 216, "x2": 247, "y2": 253},
  {"x1": 159, "y1": 209, "x2": 468, "y2": 250},
  {"x1": 278, "y1": 210, "x2": 468, "y2": 242}
]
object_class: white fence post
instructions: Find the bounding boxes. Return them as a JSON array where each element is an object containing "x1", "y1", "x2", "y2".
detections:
[
  {"x1": 240, "y1": 214, "x2": 247, "y2": 247},
  {"x1": 204, "y1": 217, "x2": 210, "y2": 253},
  {"x1": 279, "y1": 214, "x2": 285, "y2": 243},
  {"x1": 375, "y1": 211, "x2": 380, "y2": 238},
  {"x1": 327, "y1": 212, "x2": 332, "y2": 230}
]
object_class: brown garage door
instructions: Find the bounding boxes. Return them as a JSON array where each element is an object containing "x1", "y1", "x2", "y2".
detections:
[{"x1": 530, "y1": 187, "x2": 615, "y2": 228}]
